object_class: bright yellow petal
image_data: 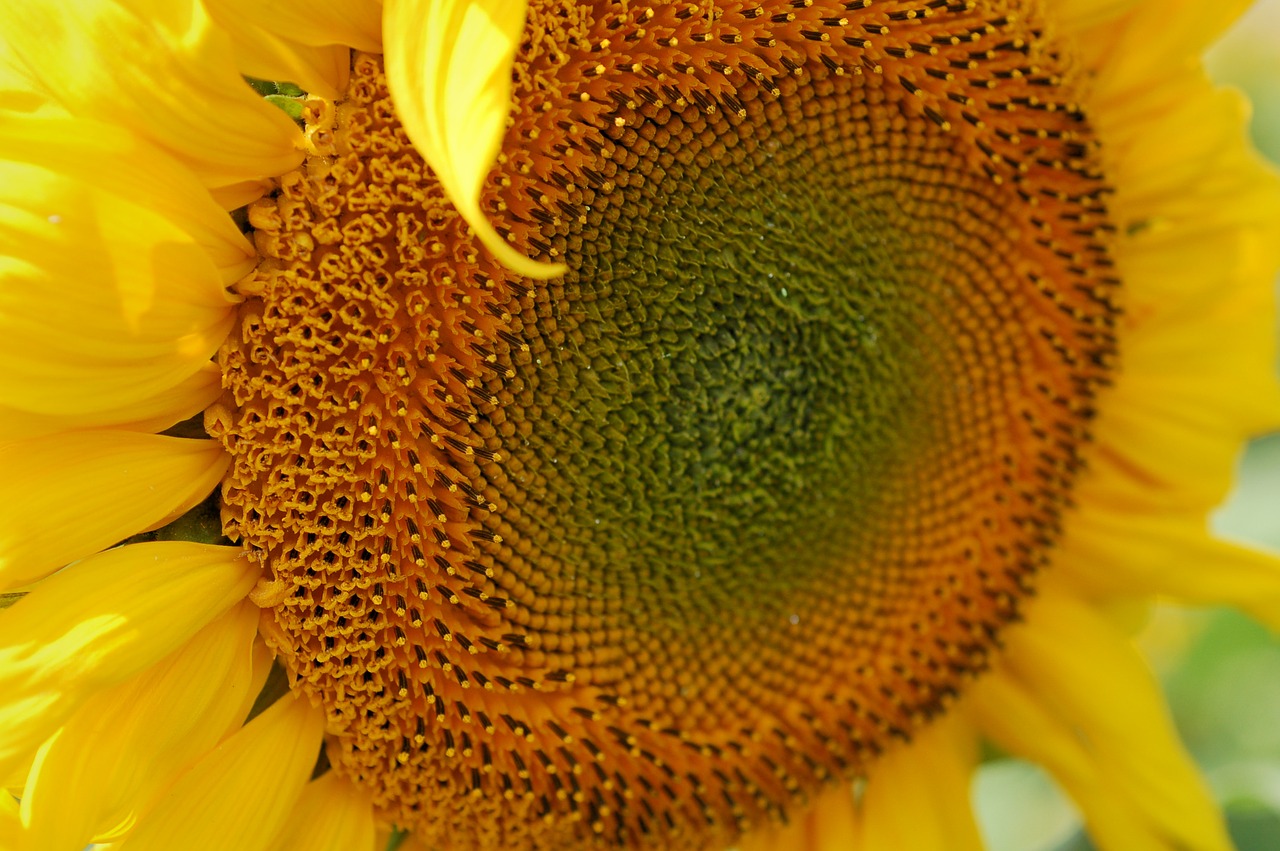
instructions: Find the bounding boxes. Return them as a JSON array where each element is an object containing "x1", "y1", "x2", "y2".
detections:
[
  {"x1": 1, "y1": 0, "x2": 303, "y2": 188},
  {"x1": 215, "y1": 0, "x2": 382, "y2": 53},
  {"x1": 0, "y1": 110, "x2": 257, "y2": 283},
  {"x1": 204, "y1": 0, "x2": 384, "y2": 99},
  {"x1": 113, "y1": 693, "x2": 326, "y2": 851},
  {"x1": 202, "y1": 2, "x2": 350, "y2": 101},
  {"x1": 268, "y1": 772, "x2": 378, "y2": 851},
  {"x1": 978, "y1": 583, "x2": 1232, "y2": 851},
  {"x1": 1055, "y1": 0, "x2": 1143, "y2": 35},
  {"x1": 853, "y1": 712, "x2": 983, "y2": 851},
  {"x1": 383, "y1": 0, "x2": 565, "y2": 279},
  {"x1": 18, "y1": 602, "x2": 261, "y2": 851},
  {"x1": 1077, "y1": 0, "x2": 1257, "y2": 103},
  {"x1": 0, "y1": 159, "x2": 239, "y2": 423},
  {"x1": 0, "y1": 434, "x2": 229, "y2": 590},
  {"x1": 210, "y1": 177, "x2": 278, "y2": 211},
  {"x1": 0, "y1": 542, "x2": 257, "y2": 781},
  {"x1": 0, "y1": 792, "x2": 18, "y2": 851},
  {"x1": 0, "y1": 37, "x2": 49, "y2": 114},
  {"x1": 0, "y1": 363, "x2": 221, "y2": 442}
]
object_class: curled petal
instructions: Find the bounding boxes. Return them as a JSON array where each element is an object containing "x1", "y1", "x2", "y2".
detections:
[
  {"x1": 383, "y1": 0, "x2": 565, "y2": 279},
  {"x1": 113, "y1": 693, "x2": 326, "y2": 851}
]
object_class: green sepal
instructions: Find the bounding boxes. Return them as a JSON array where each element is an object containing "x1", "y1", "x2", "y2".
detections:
[
  {"x1": 245, "y1": 77, "x2": 308, "y2": 125},
  {"x1": 264, "y1": 94, "x2": 306, "y2": 122}
]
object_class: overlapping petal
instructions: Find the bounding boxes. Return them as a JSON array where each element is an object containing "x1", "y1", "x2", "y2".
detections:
[
  {"x1": 737, "y1": 783, "x2": 858, "y2": 851},
  {"x1": 113, "y1": 693, "x2": 326, "y2": 851},
  {"x1": 0, "y1": 0, "x2": 303, "y2": 189},
  {"x1": 0, "y1": 364, "x2": 222, "y2": 442},
  {"x1": 0, "y1": 0, "x2": 1272, "y2": 849},
  {"x1": 0, "y1": 542, "x2": 257, "y2": 781},
  {"x1": 973, "y1": 585, "x2": 1233, "y2": 851},
  {"x1": 0, "y1": 128, "x2": 244, "y2": 432},
  {"x1": 268, "y1": 772, "x2": 378, "y2": 851},
  {"x1": 205, "y1": 0, "x2": 382, "y2": 99},
  {"x1": 17, "y1": 602, "x2": 264, "y2": 851},
  {"x1": 204, "y1": 5, "x2": 351, "y2": 100},
  {"x1": 854, "y1": 713, "x2": 984, "y2": 851}
]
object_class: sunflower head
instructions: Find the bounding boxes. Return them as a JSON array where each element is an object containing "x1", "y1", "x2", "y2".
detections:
[
  {"x1": 211, "y1": 2, "x2": 1120, "y2": 846},
  {"x1": 1, "y1": 1, "x2": 1278, "y2": 850}
]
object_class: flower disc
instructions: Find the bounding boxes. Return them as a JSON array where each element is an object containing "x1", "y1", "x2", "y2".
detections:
[{"x1": 213, "y1": 1, "x2": 1119, "y2": 848}]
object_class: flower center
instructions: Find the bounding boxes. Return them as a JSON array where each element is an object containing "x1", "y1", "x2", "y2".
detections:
[{"x1": 212, "y1": 2, "x2": 1118, "y2": 848}]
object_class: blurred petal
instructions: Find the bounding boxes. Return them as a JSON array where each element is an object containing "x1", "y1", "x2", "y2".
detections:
[
  {"x1": 1064, "y1": 512, "x2": 1280, "y2": 627},
  {"x1": 737, "y1": 782, "x2": 857, "y2": 851},
  {"x1": 974, "y1": 583, "x2": 1232, "y2": 851},
  {"x1": 0, "y1": 793, "x2": 18, "y2": 850},
  {"x1": 971, "y1": 670, "x2": 1161, "y2": 849},
  {"x1": 854, "y1": 712, "x2": 983, "y2": 851}
]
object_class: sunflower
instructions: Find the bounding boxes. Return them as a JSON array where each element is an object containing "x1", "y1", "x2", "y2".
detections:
[{"x1": 1, "y1": 0, "x2": 1278, "y2": 849}]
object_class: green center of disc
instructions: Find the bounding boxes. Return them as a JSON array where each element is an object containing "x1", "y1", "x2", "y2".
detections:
[{"x1": 498, "y1": 81, "x2": 959, "y2": 624}]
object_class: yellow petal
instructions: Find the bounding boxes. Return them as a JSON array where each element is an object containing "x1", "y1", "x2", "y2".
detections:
[
  {"x1": 1055, "y1": 0, "x2": 1143, "y2": 35},
  {"x1": 1080, "y1": 0, "x2": 1256, "y2": 103},
  {"x1": 1108, "y1": 87, "x2": 1280, "y2": 291},
  {"x1": 854, "y1": 712, "x2": 983, "y2": 851},
  {"x1": 0, "y1": 434, "x2": 229, "y2": 590},
  {"x1": 1063, "y1": 497, "x2": 1280, "y2": 627},
  {"x1": 114, "y1": 693, "x2": 326, "y2": 851},
  {"x1": 383, "y1": 0, "x2": 565, "y2": 280},
  {"x1": 204, "y1": 0, "x2": 385, "y2": 99},
  {"x1": 1, "y1": 0, "x2": 303, "y2": 189},
  {"x1": 992, "y1": 584, "x2": 1232, "y2": 851},
  {"x1": 0, "y1": 110, "x2": 256, "y2": 283},
  {"x1": 268, "y1": 772, "x2": 378, "y2": 851},
  {"x1": 737, "y1": 781, "x2": 857, "y2": 851},
  {"x1": 0, "y1": 363, "x2": 221, "y2": 442},
  {"x1": 213, "y1": 0, "x2": 382, "y2": 53},
  {"x1": 970, "y1": 671, "x2": 1162, "y2": 850},
  {"x1": 202, "y1": 1, "x2": 350, "y2": 100},
  {"x1": 17, "y1": 602, "x2": 261, "y2": 851},
  {"x1": 0, "y1": 160, "x2": 238, "y2": 422},
  {"x1": 0, "y1": 37, "x2": 49, "y2": 113},
  {"x1": 210, "y1": 178, "x2": 276, "y2": 211},
  {"x1": 2, "y1": 747, "x2": 31, "y2": 790},
  {"x1": 0, "y1": 542, "x2": 257, "y2": 781},
  {"x1": 0, "y1": 792, "x2": 18, "y2": 851}
]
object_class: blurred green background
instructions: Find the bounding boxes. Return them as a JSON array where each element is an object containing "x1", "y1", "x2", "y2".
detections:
[{"x1": 974, "y1": 2, "x2": 1280, "y2": 848}]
